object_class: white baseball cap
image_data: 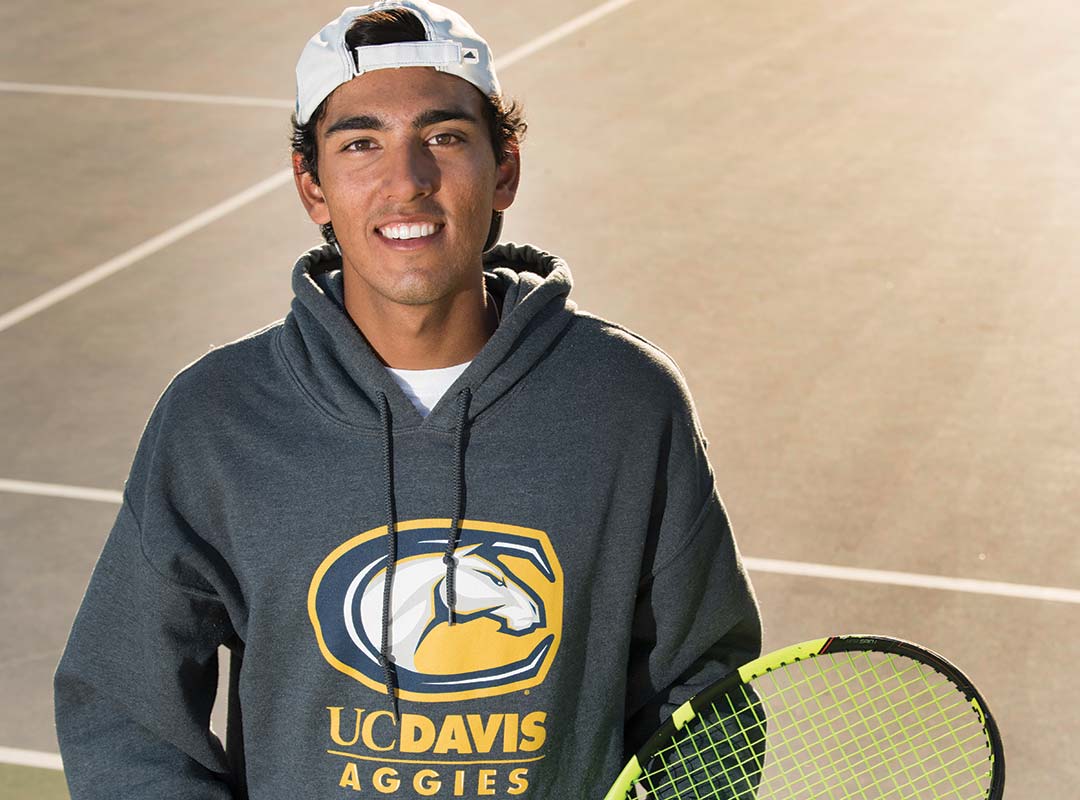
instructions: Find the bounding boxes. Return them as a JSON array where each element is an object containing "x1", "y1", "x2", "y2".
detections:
[{"x1": 295, "y1": 0, "x2": 501, "y2": 126}]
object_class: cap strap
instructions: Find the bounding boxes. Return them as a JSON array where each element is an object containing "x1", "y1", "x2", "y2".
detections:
[{"x1": 353, "y1": 40, "x2": 463, "y2": 74}]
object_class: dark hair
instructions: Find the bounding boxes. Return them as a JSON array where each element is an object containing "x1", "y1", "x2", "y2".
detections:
[{"x1": 290, "y1": 8, "x2": 527, "y2": 245}]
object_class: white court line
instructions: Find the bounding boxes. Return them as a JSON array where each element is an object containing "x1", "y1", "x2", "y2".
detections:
[
  {"x1": 745, "y1": 556, "x2": 1080, "y2": 605},
  {"x1": 0, "y1": 0, "x2": 640, "y2": 108},
  {"x1": 0, "y1": 746, "x2": 63, "y2": 771},
  {"x1": 494, "y1": 0, "x2": 638, "y2": 69},
  {"x1": 0, "y1": 478, "x2": 122, "y2": 504},
  {"x1": 0, "y1": 0, "x2": 640, "y2": 334},
  {"x1": 0, "y1": 169, "x2": 294, "y2": 334},
  {"x1": 0, "y1": 80, "x2": 292, "y2": 109}
]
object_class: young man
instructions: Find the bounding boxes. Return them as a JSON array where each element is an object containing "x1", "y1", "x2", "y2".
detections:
[{"x1": 54, "y1": 2, "x2": 761, "y2": 798}]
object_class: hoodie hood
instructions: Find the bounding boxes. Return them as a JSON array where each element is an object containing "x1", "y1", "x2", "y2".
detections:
[{"x1": 279, "y1": 242, "x2": 577, "y2": 431}]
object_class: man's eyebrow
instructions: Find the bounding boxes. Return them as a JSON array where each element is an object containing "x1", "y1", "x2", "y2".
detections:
[
  {"x1": 412, "y1": 107, "x2": 480, "y2": 129},
  {"x1": 322, "y1": 107, "x2": 480, "y2": 139},
  {"x1": 323, "y1": 114, "x2": 385, "y2": 138}
]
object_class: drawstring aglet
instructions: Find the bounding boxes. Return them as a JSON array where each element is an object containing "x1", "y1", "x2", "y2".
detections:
[
  {"x1": 442, "y1": 551, "x2": 457, "y2": 625},
  {"x1": 378, "y1": 652, "x2": 400, "y2": 723},
  {"x1": 388, "y1": 694, "x2": 399, "y2": 724}
]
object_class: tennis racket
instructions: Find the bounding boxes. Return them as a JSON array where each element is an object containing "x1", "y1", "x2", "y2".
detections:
[{"x1": 604, "y1": 635, "x2": 1004, "y2": 799}]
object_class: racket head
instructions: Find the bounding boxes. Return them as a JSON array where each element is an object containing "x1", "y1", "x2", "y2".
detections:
[{"x1": 606, "y1": 635, "x2": 1004, "y2": 800}]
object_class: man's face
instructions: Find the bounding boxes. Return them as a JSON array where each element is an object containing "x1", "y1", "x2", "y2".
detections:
[{"x1": 295, "y1": 67, "x2": 519, "y2": 307}]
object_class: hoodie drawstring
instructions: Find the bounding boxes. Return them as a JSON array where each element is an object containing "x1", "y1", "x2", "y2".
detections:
[
  {"x1": 376, "y1": 387, "x2": 473, "y2": 721},
  {"x1": 376, "y1": 391, "x2": 399, "y2": 722},
  {"x1": 442, "y1": 387, "x2": 472, "y2": 624}
]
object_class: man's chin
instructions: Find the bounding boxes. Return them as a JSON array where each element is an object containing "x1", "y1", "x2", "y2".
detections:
[{"x1": 348, "y1": 268, "x2": 459, "y2": 308}]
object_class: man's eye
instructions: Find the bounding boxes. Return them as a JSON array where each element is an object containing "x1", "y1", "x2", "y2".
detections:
[
  {"x1": 343, "y1": 139, "x2": 377, "y2": 152},
  {"x1": 427, "y1": 132, "x2": 461, "y2": 146}
]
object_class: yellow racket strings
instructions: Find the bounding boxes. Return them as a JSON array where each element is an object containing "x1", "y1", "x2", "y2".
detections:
[
  {"x1": 646, "y1": 681, "x2": 978, "y2": 799},
  {"x1": 648, "y1": 652, "x2": 993, "y2": 794},
  {"x1": 637, "y1": 651, "x2": 991, "y2": 799},
  {"x1": 641, "y1": 655, "x2": 958, "y2": 795},
  {"x1": 757, "y1": 652, "x2": 992, "y2": 799},
  {"x1": 633, "y1": 650, "x2": 993, "y2": 799}
]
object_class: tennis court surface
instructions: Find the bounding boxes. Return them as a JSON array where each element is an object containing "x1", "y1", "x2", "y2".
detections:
[{"x1": 2, "y1": 0, "x2": 1078, "y2": 797}]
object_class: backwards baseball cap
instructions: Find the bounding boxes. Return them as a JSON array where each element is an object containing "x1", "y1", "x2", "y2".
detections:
[{"x1": 295, "y1": 0, "x2": 501, "y2": 126}]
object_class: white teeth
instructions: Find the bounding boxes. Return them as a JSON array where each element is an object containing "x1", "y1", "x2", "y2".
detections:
[{"x1": 379, "y1": 223, "x2": 439, "y2": 240}]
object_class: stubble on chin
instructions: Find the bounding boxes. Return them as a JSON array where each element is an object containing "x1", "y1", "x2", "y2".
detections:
[{"x1": 344, "y1": 256, "x2": 463, "y2": 308}]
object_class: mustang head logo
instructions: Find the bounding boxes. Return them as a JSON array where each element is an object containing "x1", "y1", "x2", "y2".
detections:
[
  {"x1": 352, "y1": 544, "x2": 543, "y2": 673},
  {"x1": 309, "y1": 520, "x2": 563, "y2": 702}
]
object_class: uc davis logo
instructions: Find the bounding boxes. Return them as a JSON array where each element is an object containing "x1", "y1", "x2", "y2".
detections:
[{"x1": 308, "y1": 519, "x2": 563, "y2": 702}]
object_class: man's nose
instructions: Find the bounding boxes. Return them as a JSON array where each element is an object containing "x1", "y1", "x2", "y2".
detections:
[{"x1": 382, "y1": 141, "x2": 439, "y2": 202}]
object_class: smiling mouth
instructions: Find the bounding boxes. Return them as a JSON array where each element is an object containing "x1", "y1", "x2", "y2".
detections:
[{"x1": 376, "y1": 222, "x2": 444, "y2": 241}]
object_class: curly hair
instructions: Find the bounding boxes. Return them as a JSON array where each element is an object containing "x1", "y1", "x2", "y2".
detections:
[{"x1": 290, "y1": 8, "x2": 527, "y2": 245}]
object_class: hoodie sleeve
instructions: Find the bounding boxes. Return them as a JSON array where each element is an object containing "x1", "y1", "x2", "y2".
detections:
[
  {"x1": 622, "y1": 368, "x2": 763, "y2": 756},
  {"x1": 54, "y1": 388, "x2": 239, "y2": 798}
]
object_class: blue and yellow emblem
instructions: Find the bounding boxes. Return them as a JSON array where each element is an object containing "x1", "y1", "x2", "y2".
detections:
[{"x1": 309, "y1": 519, "x2": 563, "y2": 702}]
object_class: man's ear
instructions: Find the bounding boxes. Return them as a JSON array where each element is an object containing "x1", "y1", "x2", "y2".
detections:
[
  {"x1": 293, "y1": 152, "x2": 331, "y2": 225},
  {"x1": 493, "y1": 147, "x2": 521, "y2": 212}
]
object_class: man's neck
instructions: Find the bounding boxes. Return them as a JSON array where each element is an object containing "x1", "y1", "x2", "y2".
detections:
[{"x1": 343, "y1": 281, "x2": 498, "y2": 370}]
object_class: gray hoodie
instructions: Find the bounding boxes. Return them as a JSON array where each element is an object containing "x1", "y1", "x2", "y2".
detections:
[{"x1": 54, "y1": 242, "x2": 761, "y2": 799}]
